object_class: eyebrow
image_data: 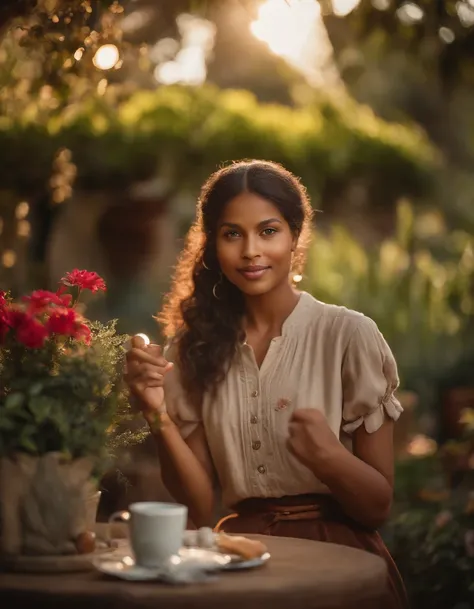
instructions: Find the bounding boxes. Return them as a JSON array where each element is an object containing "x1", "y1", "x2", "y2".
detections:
[{"x1": 219, "y1": 218, "x2": 282, "y2": 230}]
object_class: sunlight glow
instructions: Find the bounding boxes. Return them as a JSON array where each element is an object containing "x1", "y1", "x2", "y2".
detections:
[
  {"x1": 249, "y1": 0, "x2": 342, "y2": 89},
  {"x1": 93, "y1": 44, "x2": 120, "y2": 70},
  {"x1": 332, "y1": 0, "x2": 361, "y2": 17},
  {"x1": 250, "y1": 0, "x2": 320, "y2": 60}
]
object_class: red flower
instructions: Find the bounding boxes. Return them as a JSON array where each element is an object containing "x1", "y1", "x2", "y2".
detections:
[
  {"x1": 10, "y1": 311, "x2": 48, "y2": 349},
  {"x1": 46, "y1": 308, "x2": 79, "y2": 336},
  {"x1": 23, "y1": 289, "x2": 72, "y2": 313},
  {"x1": 56, "y1": 285, "x2": 73, "y2": 304},
  {"x1": 61, "y1": 270, "x2": 106, "y2": 293},
  {"x1": 46, "y1": 308, "x2": 91, "y2": 344},
  {"x1": 6, "y1": 309, "x2": 28, "y2": 329},
  {"x1": 76, "y1": 323, "x2": 92, "y2": 345}
]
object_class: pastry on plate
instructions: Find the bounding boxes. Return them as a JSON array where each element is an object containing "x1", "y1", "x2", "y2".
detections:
[{"x1": 216, "y1": 532, "x2": 267, "y2": 560}]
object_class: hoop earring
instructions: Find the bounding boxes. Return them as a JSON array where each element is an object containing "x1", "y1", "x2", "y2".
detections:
[
  {"x1": 212, "y1": 273, "x2": 223, "y2": 300},
  {"x1": 202, "y1": 258, "x2": 210, "y2": 271}
]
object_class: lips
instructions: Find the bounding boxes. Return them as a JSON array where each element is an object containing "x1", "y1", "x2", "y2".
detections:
[{"x1": 238, "y1": 266, "x2": 271, "y2": 280}]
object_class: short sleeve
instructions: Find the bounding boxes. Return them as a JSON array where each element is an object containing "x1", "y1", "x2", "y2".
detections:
[
  {"x1": 341, "y1": 317, "x2": 403, "y2": 434},
  {"x1": 163, "y1": 342, "x2": 201, "y2": 439}
]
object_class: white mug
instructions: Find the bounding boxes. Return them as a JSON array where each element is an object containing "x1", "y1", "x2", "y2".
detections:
[{"x1": 108, "y1": 502, "x2": 188, "y2": 567}]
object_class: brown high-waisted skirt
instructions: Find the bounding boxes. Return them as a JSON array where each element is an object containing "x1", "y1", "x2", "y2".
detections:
[{"x1": 215, "y1": 494, "x2": 409, "y2": 609}]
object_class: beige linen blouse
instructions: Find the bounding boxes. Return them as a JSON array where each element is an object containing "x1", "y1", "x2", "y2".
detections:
[{"x1": 163, "y1": 292, "x2": 403, "y2": 508}]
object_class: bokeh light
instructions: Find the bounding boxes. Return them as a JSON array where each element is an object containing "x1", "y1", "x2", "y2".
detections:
[
  {"x1": 17, "y1": 220, "x2": 31, "y2": 238},
  {"x1": 396, "y1": 2, "x2": 424, "y2": 25},
  {"x1": 93, "y1": 44, "x2": 120, "y2": 70},
  {"x1": 15, "y1": 201, "x2": 29, "y2": 220},
  {"x1": 2, "y1": 250, "x2": 16, "y2": 268},
  {"x1": 250, "y1": 0, "x2": 320, "y2": 60},
  {"x1": 74, "y1": 47, "x2": 84, "y2": 61}
]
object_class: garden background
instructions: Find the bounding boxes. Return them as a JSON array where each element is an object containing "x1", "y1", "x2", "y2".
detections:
[{"x1": 1, "y1": 1, "x2": 474, "y2": 605}]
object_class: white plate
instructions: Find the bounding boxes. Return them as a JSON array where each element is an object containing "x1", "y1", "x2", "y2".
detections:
[
  {"x1": 182, "y1": 530, "x2": 270, "y2": 571},
  {"x1": 223, "y1": 551, "x2": 271, "y2": 571},
  {"x1": 93, "y1": 548, "x2": 231, "y2": 582},
  {"x1": 178, "y1": 547, "x2": 231, "y2": 569},
  {"x1": 93, "y1": 556, "x2": 162, "y2": 581}
]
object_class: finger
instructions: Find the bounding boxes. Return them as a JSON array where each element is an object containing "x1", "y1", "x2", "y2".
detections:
[
  {"x1": 143, "y1": 362, "x2": 174, "y2": 376},
  {"x1": 290, "y1": 409, "x2": 314, "y2": 423},
  {"x1": 124, "y1": 364, "x2": 171, "y2": 390},
  {"x1": 143, "y1": 381, "x2": 164, "y2": 388},
  {"x1": 127, "y1": 379, "x2": 164, "y2": 397},
  {"x1": 146, "y1": 343, "x2": 162, "y2": 358},
  {"x1": 288, "y1": 420, "x2": 300, "y2": 434},
  {"x1": 126, "y1": 348, "x2": 165, "y2": 367},
  {"x1": 124, "y1": 358, "x2": 141, "y2": 374},
  {"x1": 290, "y1": 409, "x2": 307, "y2": 421},
  {"x1": 126, "y1": 381, "x2": 145, "y2": 397},
  {"x1": 127, "y1": 373, "x2": 163, "y2": 391},
  {"x1": 130, "y1": 379, "x2": 163, "y2": 394},
  {"x1": 131, "y1": 335, "x2": 147, "y2": 349},
  {"x1": 139, "y1": 370, "x2": 164, "y2": 383}
]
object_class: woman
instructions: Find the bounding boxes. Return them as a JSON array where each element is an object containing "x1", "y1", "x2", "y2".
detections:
[{"x1": 124, "y1": 160, "x2": 408, "y2": 608}]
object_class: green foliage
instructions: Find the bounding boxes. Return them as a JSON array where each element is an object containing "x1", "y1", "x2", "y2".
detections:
[
  {"x1": 302, "y1": 200, "x2": 474, "y2": 393},
  {"x1": 0, "y1": 278, "x2": 142, "y2": 470},
  {"x1": 0, "y1": 320, "x2": 127, "y2": 463},
  {"x1": 388, "y1": 504, "x2": 474, "y2": 609},
  {"x1": 0, "y1": 84, "x2": 438, "y2": 199},
  {"x1": 385, "y1": 450, "x2": 474, "y2": 609}
]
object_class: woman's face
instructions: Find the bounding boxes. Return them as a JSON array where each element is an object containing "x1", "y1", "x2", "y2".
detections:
[{"x1": 215, "y1": 192, "x2": 296, "y2": 297}]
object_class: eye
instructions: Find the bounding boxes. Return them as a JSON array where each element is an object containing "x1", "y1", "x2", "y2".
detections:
[
  {"x1": 261, "y1": 227, "x2": 277, "y2": 236},
  {"x1": 224, "y1": 230, "x2": 240, "y2": 239}
]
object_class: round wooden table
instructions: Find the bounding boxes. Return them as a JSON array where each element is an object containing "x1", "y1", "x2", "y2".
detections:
[{"x1": 0, "y1": 534, "x2": 388, "y2": 609}]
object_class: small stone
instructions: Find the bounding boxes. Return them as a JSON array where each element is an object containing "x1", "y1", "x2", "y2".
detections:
[{"x1": 75, "y1": 531, "x2": 96, "y2": 554}]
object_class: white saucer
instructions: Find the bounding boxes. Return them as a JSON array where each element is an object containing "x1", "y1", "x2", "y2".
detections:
[
  {"x1": 93, "y1": 548, "x2": 231, "y2": 582},
  {"x1": 223, "y1": 551, "x2": 271, "y2": 571},
  {"x1": 94, "y1": 557, "x2": 162, "y2": 581},
  {"x1": 183, "y1": 529, "x2": 271, "y2": 571}
]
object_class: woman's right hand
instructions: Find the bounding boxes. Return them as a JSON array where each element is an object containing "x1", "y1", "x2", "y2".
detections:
[{"x1": 124, "y1": 335, "x2": 174, "y2": 423}]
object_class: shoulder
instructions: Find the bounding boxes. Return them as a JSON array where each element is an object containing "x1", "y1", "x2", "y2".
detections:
[{"x1": 298, "y1": 292, "x2": 374, "y2": 340}]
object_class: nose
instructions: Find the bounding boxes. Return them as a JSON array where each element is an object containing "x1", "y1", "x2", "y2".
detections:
[{"x1": 241, "y1": 235, "x2": 261, "y2": 260}]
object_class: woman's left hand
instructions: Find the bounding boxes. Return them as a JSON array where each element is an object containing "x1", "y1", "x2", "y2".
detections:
[{"x1": 287, "y1": 409, "x2": 342, "y2": 474}]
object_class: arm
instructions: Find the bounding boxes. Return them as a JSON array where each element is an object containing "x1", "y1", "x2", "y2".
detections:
[
  {"x1": 288, "y1": 316, "x2": 401, "y2": 530},
  {"x1": 124, "y1": 336, "x2": 215, "y2": 528},
  {"x1": 148, "y1": 415, "x2": 216, "y2": 528},
  {"x1": 329, "y1": 316, "x2": 400, "y2": 528},
  {"x1": 312, "y1": 417, "x2": 394, "y2": 529}
]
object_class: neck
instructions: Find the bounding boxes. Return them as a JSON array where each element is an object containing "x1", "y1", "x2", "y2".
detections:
[{"x1": 243, "y1": 281, "x2": 300, "y2": 335}]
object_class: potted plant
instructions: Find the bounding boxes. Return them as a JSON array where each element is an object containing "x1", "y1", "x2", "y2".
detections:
[{"x1": 0, "y1": 269, "x2": 133, "y2": 563}]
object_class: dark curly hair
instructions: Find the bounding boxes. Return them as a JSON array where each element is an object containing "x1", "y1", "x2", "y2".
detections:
[{"x1": 158, "y1": 160, "x2": 314, "y2": 406}]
